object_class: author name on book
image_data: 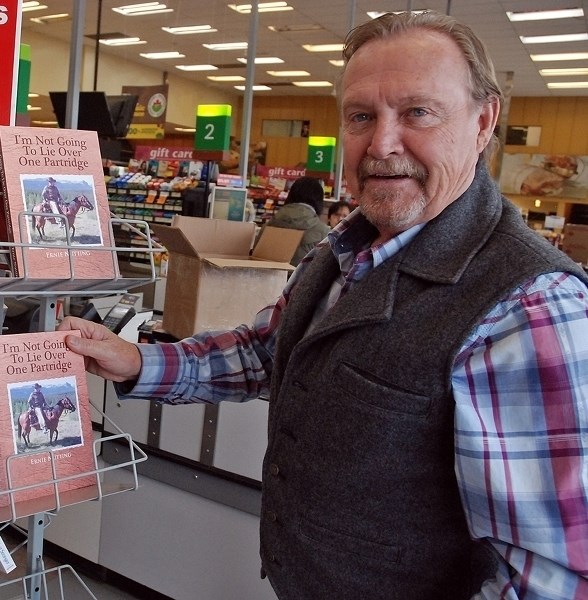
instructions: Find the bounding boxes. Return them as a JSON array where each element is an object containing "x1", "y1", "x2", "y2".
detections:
[
  {"x1": 13, "y1": 133, "x2": 90, "y2": 171},
  {"x1": 1, "y1": 339, "x2": 73, "y2": 376}
]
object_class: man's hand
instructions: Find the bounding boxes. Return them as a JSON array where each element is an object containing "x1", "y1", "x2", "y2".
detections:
[{"x1": 58, "y1": 316, "x2": 142, "y2": 383}]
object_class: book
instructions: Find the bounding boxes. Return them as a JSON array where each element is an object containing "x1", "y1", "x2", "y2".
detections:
[
  {"x1": 0, "y1": 126, "x2": 118, "y2": 285},
  {"x1": 0, "y1": 329, "x2": 98, "y2": 521}
]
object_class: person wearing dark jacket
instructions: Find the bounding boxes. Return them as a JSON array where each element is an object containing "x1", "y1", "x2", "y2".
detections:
[{"x1": 264, "y1": 176, "x2": 330, "y2": 266}]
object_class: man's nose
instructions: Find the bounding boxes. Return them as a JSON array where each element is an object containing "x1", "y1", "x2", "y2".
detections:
[{"x1": 367, "y1": 118, "x2": 404, "y2": 159}]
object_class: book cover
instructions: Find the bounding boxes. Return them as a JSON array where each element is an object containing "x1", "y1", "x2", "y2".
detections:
[
  {"x1": 0, "y1": 330, "x2": 98, "y2": 520},
  {"x1": 0, "y1": 126, "x2": 118, "y2": 283}
]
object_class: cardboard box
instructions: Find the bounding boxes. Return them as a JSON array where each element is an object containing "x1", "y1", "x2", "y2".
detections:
[
  {"x1": 151, "y1": 216, "x2": 303, "y2": 339},
  {"x1": 562, "y1": 223, "x2": 588, "y2": 265}
]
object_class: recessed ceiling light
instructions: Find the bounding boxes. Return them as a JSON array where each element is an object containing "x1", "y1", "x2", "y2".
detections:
[
  {"x1": 530, "y1": 52, "x2": 588, "y2": 61},
  {"x1": 268, "y1": 24, "x2": 323, "y2": 33},
  {"x1": 113, "y1": 2, "x2": 173, "y2": 16},
  {"x1": 303, "y1": 43, "x2": 344, "y2": 53},
  {"x1": 140, "y1": 51, "x2": 185, "y2": 59},
  {"x1": 22, "y1": 1, "x2": 48, "y2": 12},
  {"x1": 176, "y1": 64, "x2": 218, "y2": 71},
  {"x1": 203, "y1": 42, "x2": 248, "y2": 51},
  {"x1": 329, "y1": 59, "x2": 344, "y2": 67},
  {"x1": 507, "y1": 8, "x2": 584, "y2": 22},
  {"x1": 520, "y1": 33, "x2": 588, "y2": 44},
  {"x1": 30, "y1": 13, "x2": 69, "y2": 23},
  {"x1": 234, "y1": 85, "x2": 272, "y2": 91},
  {"x1": 266, "y1": 70, "x2": 310, "y2": 77},
  {"x1": 539, "y1": 67, "x2": 588, "y2": 76},
  {"x1": 547, "y1": 81, "x2": 588, "y2": 88},
  {"x1": 162, "y1": 25, "x2": 217, "y2": 35},
  {"x1": 292, "y1": 81, "x2": 333, "y2": 87},
  {"x1": 367, "y1": 10, "x2": 426, "y2": 18},
  {"x1": 100, "y1": 37, "x2": 147, "y2": 46},
  {"x1": 237, "y1": 57, "x2": 284, "y2": 65},
  {"x1": 207, "y1": 75, "x2": 246, "y2": 82},
  {"x1": 229, "y1": 2, "x2": 293, "y2": 14}
]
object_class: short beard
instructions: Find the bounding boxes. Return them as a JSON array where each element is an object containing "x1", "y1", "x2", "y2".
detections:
[{"x1": 357, "y1": 156, "x2": 428, "y2": 232}]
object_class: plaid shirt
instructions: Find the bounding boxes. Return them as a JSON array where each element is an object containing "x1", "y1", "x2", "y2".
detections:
[{"x1": 126, "y1": 208, "x2": 588, "y2": 599}]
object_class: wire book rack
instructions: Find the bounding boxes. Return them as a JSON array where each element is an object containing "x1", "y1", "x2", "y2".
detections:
[{"x1": 0, "y1": 216, "x2": 163, "y2": 598}]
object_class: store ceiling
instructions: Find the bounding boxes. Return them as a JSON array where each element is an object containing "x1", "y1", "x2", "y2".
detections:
[{"x1": 21, "y1": 0, "x2": 588, "y2": 129}]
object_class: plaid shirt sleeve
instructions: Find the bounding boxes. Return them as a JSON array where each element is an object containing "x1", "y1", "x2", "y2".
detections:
[{"x1": 453, "y1": 272, "x2": 588, "y2": 600}]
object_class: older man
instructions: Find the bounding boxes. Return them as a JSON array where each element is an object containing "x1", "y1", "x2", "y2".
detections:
[{"x1": 60, "y1": 11, "x2": 588, "y2": 600}]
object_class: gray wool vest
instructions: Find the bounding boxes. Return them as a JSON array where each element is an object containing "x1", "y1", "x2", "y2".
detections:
[{"x1": 259, "y1": 163, "x2": 588, "y2": 600}]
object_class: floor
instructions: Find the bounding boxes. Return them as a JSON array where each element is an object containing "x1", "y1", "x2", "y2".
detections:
[{"x1": 0, "y1": 524, "x2": 147, "y2": 600}]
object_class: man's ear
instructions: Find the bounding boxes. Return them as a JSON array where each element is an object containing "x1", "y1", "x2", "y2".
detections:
[{"x1": 476, "y1": 96, "x2": 501, "y2": 154}]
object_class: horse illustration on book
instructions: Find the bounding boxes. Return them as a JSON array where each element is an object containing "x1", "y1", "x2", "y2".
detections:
[
  {"x1": 31, "y1": 193, "x2": 94, "y2": 241},
  {"x1": 18, "y1": 395, "x2": 77, "y2": 447}
]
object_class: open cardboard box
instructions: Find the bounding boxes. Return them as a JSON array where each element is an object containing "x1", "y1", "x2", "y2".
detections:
[
  {"x1": 151, "y1": 216, "x2": 303, "y2": 339},
  {"x1": 562, "y1": 223, "x2": 588, "y2": 265}
]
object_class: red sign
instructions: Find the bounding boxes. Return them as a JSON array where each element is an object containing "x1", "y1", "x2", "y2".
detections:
[{"x1": 0, "y1": 1, "x2": 22, "y2": 125}]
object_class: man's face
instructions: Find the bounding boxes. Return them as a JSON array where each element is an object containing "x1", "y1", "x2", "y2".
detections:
[{"x1": 341, "y1": 30, "x2": 498, "y2": 242}]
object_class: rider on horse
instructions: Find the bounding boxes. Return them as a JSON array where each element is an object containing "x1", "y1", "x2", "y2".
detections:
[
  {"x1": 41, "y1": 177, "x2": 67, "y2": 227},
  {"x1": 28, "y1": 383, "x2": 50, "y2": 433}
]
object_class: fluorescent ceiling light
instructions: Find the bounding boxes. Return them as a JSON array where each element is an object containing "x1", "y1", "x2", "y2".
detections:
[
  {"x1": 507, "y1": 8, "x2": 584, "y2": 22},
  {"x1": 367, "y1": 10, "x2": 426, "y2": 18},
  {"x1": 292, "y1": 81, "x2": 333, "y2": 87},
  {"x1": 27, "y1": 105, "x2": 42, "y2": 111},
  {"x1": 520, "y1": 33, "x2": 588, "y2": 44},
  {"x1": 162, "y1": 25, "x2": 217, "y2": 34},
  {"x1": 176, "y1": 64, "x2": 218, "y2": 71},
  {"x1": 237, "y1": 57, "x2": 284, "y2": 64},
  {"x1": 22, "y1": 1, "x2": 48, "y2": 11},
  {"x1": 140, "y1": 51, "x2": 185, "y2": 59},
  {"x1": 32, "y1": 120, "x2": 58, "y2": 125},
  {"x1": 175, "y1": 127, "x2": 196, "y2": 132},
  {"x1": 229, "y1": 2, "x2": 293, "y2": 14},
  {"x1": 268, "y1": 24, "x2": 323, "y2": 32},
  {"x1": 530, "y1": 52, "x2": 588, "y2": 61},
  {"x1": 539, "y1": 67, "x2": 588, "y2": 76},
  {"x1": 113, "y1": 2, "x2": 173, "y2": 16},
  {"x1": 100, "y1": 37, "x2": 146, "y2": 46},
  {"x1": 329, "y1": 59, "x2": 344, "y2": 67},
  {"x1": 203, "y1": 42, "x2": 248, "y2": 51},
  {"x1": 207, "y1": 75, "x2": 245, "y2": 82},
  {"x1": 303, "y1": 43, "x2": 344, "y2": 53},
  {"x1": 266, "y1": 70, "x2": 310, "y2": 77},
  {"x1": 28, "y1": 93, "x2": 40, "y2": 98},
  {"x1": 30, "y1": 13, "x2": 69, "y2": 23},
  {"x1": 547, "y1": 81, "x2": 588, "y2": 88},
  {"x1": 234, "y1": 85, "x2": 272, "y2": 91}
]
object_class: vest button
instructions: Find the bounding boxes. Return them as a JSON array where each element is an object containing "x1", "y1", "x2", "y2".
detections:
[
  {"x1": 267, "y1": 510, "x2": 277, "y2": 522},
  {"x1": 269, "y1": 463, "x2": 280, "y2": 476}
]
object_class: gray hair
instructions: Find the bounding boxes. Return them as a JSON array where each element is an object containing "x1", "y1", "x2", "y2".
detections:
[{"x1": 340, "y1": 11, "x2": 504, "y2": 159}]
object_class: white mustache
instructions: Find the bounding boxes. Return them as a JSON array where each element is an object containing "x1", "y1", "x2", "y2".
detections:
[{"x1": 359, "y1": 157, "x2": 428, "y2": 183}]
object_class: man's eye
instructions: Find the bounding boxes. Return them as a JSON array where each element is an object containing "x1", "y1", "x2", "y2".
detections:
[
  {"x1": 349, "y1": 113, "x2": 370, "y2": 123},
  {"x1": 409, "y1": 107, "x2": 428, "y2": 117}
]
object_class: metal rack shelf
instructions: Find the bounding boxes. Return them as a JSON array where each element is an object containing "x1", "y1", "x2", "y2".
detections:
[{"x1": 0, "y1": 216, "x2": 163, "y2": 297}]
